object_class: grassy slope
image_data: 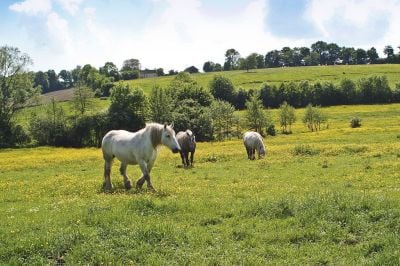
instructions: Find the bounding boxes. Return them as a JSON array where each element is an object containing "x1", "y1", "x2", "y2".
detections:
[
  {"x1": 15, "y1": 64, "x2": 400, "y2": 126},
  {"x1": 2, "y1": 104, "x2": 400, "y2": 264},
  {"x1": 125, "y1": 64, "x2": 400, "y2": 94}
]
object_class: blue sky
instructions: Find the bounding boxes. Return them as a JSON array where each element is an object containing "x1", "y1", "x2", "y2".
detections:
[{"x1": 1, "y1": 0, "x2": 399, "y2": 72}]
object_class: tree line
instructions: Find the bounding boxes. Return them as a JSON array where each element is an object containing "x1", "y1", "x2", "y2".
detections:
[
  {"x1": 30, "y1": 41, "x2": 400, "y2": 98},
  {"x1": 1, "y1": 45, "x2": 400, "y2": 148},
  {"x1": 203, "y1": 42, "x2": 400, "y2": 72}
]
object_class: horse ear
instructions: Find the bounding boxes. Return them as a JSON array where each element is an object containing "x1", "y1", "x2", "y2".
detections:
[
  {"x1": 186, "y1": 131, "x2": 190, "y2": 136},
  {"x1": 170, "y1": 122, "x2": 174, "y2": 129},
  {"x1": 164, "y1": 123, "x2": 167, "y2": 129}
]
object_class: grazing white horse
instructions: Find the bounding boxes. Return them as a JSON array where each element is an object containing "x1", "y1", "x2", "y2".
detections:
[
  {"x1": 243, "y1": 131, "x2": 266, "y2": 160},
  {"x1": 101, "y1": 123, "x2": 181, "y2": 191}
]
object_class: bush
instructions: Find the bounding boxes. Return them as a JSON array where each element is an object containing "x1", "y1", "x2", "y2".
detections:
[
  {"x1": 266, "y1": 125, "x2": 276, "y2": 136},
  {"x1": 350, "y1": 117, "x2": 362, "y2": 128},
  {"x1": 279, "y1": 101, "x2": 296, "y2": 134},
  {"x1": 0, "y1": 122, "x2": 30, "y2": 147},
  {"x1": 209, "y1": 75, "x2": 236, "y2": 104},
  {"x1": 292, "y1": 144, "x2": 320, "y2": 156},
  {"x1": 108, "y1": 84, "x2": 148, "y2": 132},
  {"x1": 11, "y1": 125, "x2": 31, "y2": 146},
  {"x1": 302, "y1": 104, "x2": 327, "y2": 132},
  {"x1": 172, "y1": 99, "x2": 214, "y2": 141}
]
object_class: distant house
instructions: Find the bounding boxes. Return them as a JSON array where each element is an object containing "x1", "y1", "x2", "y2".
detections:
[
  {"x1": 184, "y1": 66, "x2": 199, "y2": 74},
  {"x1": 334, "y1": 58, "x2": 343, "y2": 65},
  {"x1": 139, "y1": 69, "x2": 158, "y2": 79}
]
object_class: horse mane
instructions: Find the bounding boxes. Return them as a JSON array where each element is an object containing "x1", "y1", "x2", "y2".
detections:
[{"x1": 146, "y1": 123, "x2": 164, "y2": 148}]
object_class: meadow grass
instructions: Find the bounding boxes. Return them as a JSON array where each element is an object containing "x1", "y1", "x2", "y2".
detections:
[
  {"x1": 1, "y1": 104, "x2": 400, "y2": 264},
  {"x1": 125, "y1": 64, "x2": 400, "y2": 94}
]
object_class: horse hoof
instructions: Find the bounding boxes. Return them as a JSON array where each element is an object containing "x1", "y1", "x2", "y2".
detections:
[
  {"x1": 125, "y1": 180, "x2": 132, "y2": 190},
  {"x1": 103, "y1": 183, "x2": 113, "y2": 191},
  {"x1": 147, "y1": 186, "x2": 156, "y2": 192}
]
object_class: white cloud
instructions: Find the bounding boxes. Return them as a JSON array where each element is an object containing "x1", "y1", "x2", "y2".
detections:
[
  {"x1": 305, "y1": 0, "x2": 400, "y2": 51},
  {"x1": 56, "y1": 0, "x2": 84, "y2": 15},
  {"x1": 16, "y1": 0, "x2": 400, "y2": 72},
  {"x1": 10, "y1": 0, "x2": 84, "y2": 16},
  {"x1": 9, "y1": 0, "x2": 52, "y2": 15},
  {"x1": 128, "y1": 0, "x2": 309, "y2": 71}
]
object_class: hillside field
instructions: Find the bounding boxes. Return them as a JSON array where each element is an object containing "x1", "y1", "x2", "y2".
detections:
[
  {"x1": 15, "y1": 64, "x2": 400, "y2": 127},
  {"x1": 125, "y1": 64, "x2": 400, "y2": 94},
  {"x1": 2, "y1": 104, "x2": 400, "y2": 264}
]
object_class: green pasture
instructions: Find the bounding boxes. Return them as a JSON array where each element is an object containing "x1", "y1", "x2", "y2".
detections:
[
  {"x1": 2, "y1": 104, "x2": 400, "y2": 264},
  {"x1": 125, "y1": 64, "x2": 400, "y2": 93}
]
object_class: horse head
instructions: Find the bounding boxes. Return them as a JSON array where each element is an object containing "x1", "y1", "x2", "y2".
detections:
[
  {"x1": 186, "y1": 130, "x2": 196, "y2": 151},
  {"x1": 162, "y1": 123, "x2": 181, "y2": 153},
  {"x1": 258, "y1": 144, "x2": 266, "y2": 159}
]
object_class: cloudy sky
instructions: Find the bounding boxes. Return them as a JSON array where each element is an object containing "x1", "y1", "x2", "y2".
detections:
[{"x1": 1, "y1": 0, "x2": 399, "y2": 72}]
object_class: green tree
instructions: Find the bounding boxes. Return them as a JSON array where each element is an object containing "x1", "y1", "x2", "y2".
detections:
[
  {"x1": 355, "y1": 48, "x2": 367, "y2": 64},
  {"x1": 120, "y1": 59, "x2": 140, "y2": 80},
  {"x1": 214, "y1": 63, "x2": 222, "y2": 72},
  {"x1": 168, "y1": 72, "x2": 213, "y2": 107},
  {"x1": 278, "y1": 101, "x2": 296, "y2": 134},
  {"x1": 156, "y1": 68, "x2": 164, "y2": 76},
  {"x1": 210, "y1": 100, "x2": 236, "y2": 140},
  {"x1": 0, "y1": 46, "x2": 37, "y2": 147},
  {"x1": 367, "y1": 47, "x2": 379, "y2": 63},
  {"x1": 149, "y1": 85, "x2": 173, "y2": 123},
  {"x1": 108, "y1": 84, "x2": 148, "y2": 132},
  {"x1": 245, "y1": 92, "x2": 269, "y2": 134},
  {"x1": 72, "y1": 82, "x2": 94, "y2": 115},
  {"x1": 34, "y1": 71, "x2": 49, "y2": 93},
  {"x1": 339, "y1": 78, "x2": 358, "y2": 104},
  {"x1": 256, "y1": 54, "x2": 265, "y2": 68},
  {"x1": 203, "y1": 61, "x2": 215, "y2": 72},
  {"x1": 71, "y1": 65, "x2": 81, "y2": 85},
  {"x1": 172, "y1": 99, "x2": 213, "y2": 141},
  {"x1": 209, "y1": 75, "x2": 236, "y2": 104},
  {"x1": 244, "y1": 53, "x2": 258, "y2": 71},
  {"x1": 29, "y1": 98, "x2": 68, "y2": 146},
  {"x1": 265, "y1": 50, "x2": 281, "y2": 67},
  {"x1": 47, "y1": 69, "x2": 61, "y2": 91},
  {"x1": 122, "y1": 58, "x2": 140, "y2": 70},
  {"x1": 341, "y1": 47, "x2": 355, "y2": 64},
  {"x1": 281, "y1": 47, "x2": 293, "y2": 66},
  {"x1": 302, "y1": 104, "x2": 327, "y2": 132},
  {"x1": 224, "y1": 48, "x2": 240, "y2": 70},
  {"x1": 383, "y1": 45, "x2": 394, "y2": 58},
  {"x1": 304, "y1": 52, "x2": 321, "y2": 66},
  {"x1": 99, "y1": 62, "x2": 120, "y2": 81},
  {"x1": 327, "y1": 43, "x2": 341, "y2": 64},
  {"x1": 311, "y1": 41, "x2": 328, "y2": 64},
  {"x1": 58, "y1": 69, "x2": 73, "y2": 89}
]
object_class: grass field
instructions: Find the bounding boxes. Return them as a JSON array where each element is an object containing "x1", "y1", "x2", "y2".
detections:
[
  {"x1": 2, "y1": 104, "x2": 400, "y2": 264},
  {"x1": 125, "y1": 64, "x2": 400, "y2": 94}
]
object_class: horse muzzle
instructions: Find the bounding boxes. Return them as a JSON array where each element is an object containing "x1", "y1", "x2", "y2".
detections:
[{"x1": 172, "y1": 148, "x2": 181, "y2": 153}]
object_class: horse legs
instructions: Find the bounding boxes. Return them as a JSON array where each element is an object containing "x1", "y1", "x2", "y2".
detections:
[
  {"x1": 119, "y1": 162, "x2": 132, "y2": 190},
  {"x1": 103, "y1": 160, "x2": 113, "y2": 191},
  {"x1": 246, "y1": 147, "x2": 251, "y2": 160},
  {"x1": 252, "y1": 149, "x2": 256, "y2": 160},
  {"x1": 184, "y1": 151, "x2": 190, "y2": 167},
  {"x1": 136, "y1": 161, "x2": 155, "y2": 191},
  {"x1": 190, "y1": 151, "x2": 195, "y2": 166},
  {"x1": 180, "y1": 151, "x2": 185, "y2": 167}
]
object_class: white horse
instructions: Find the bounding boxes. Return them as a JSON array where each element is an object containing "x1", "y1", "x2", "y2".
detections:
[
  {"x1": 243, "y1": 131, "x2": 266, "y2": 160},
  {"x1": 101, "y1": 123, "x2": 181, "y2": 191}
]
